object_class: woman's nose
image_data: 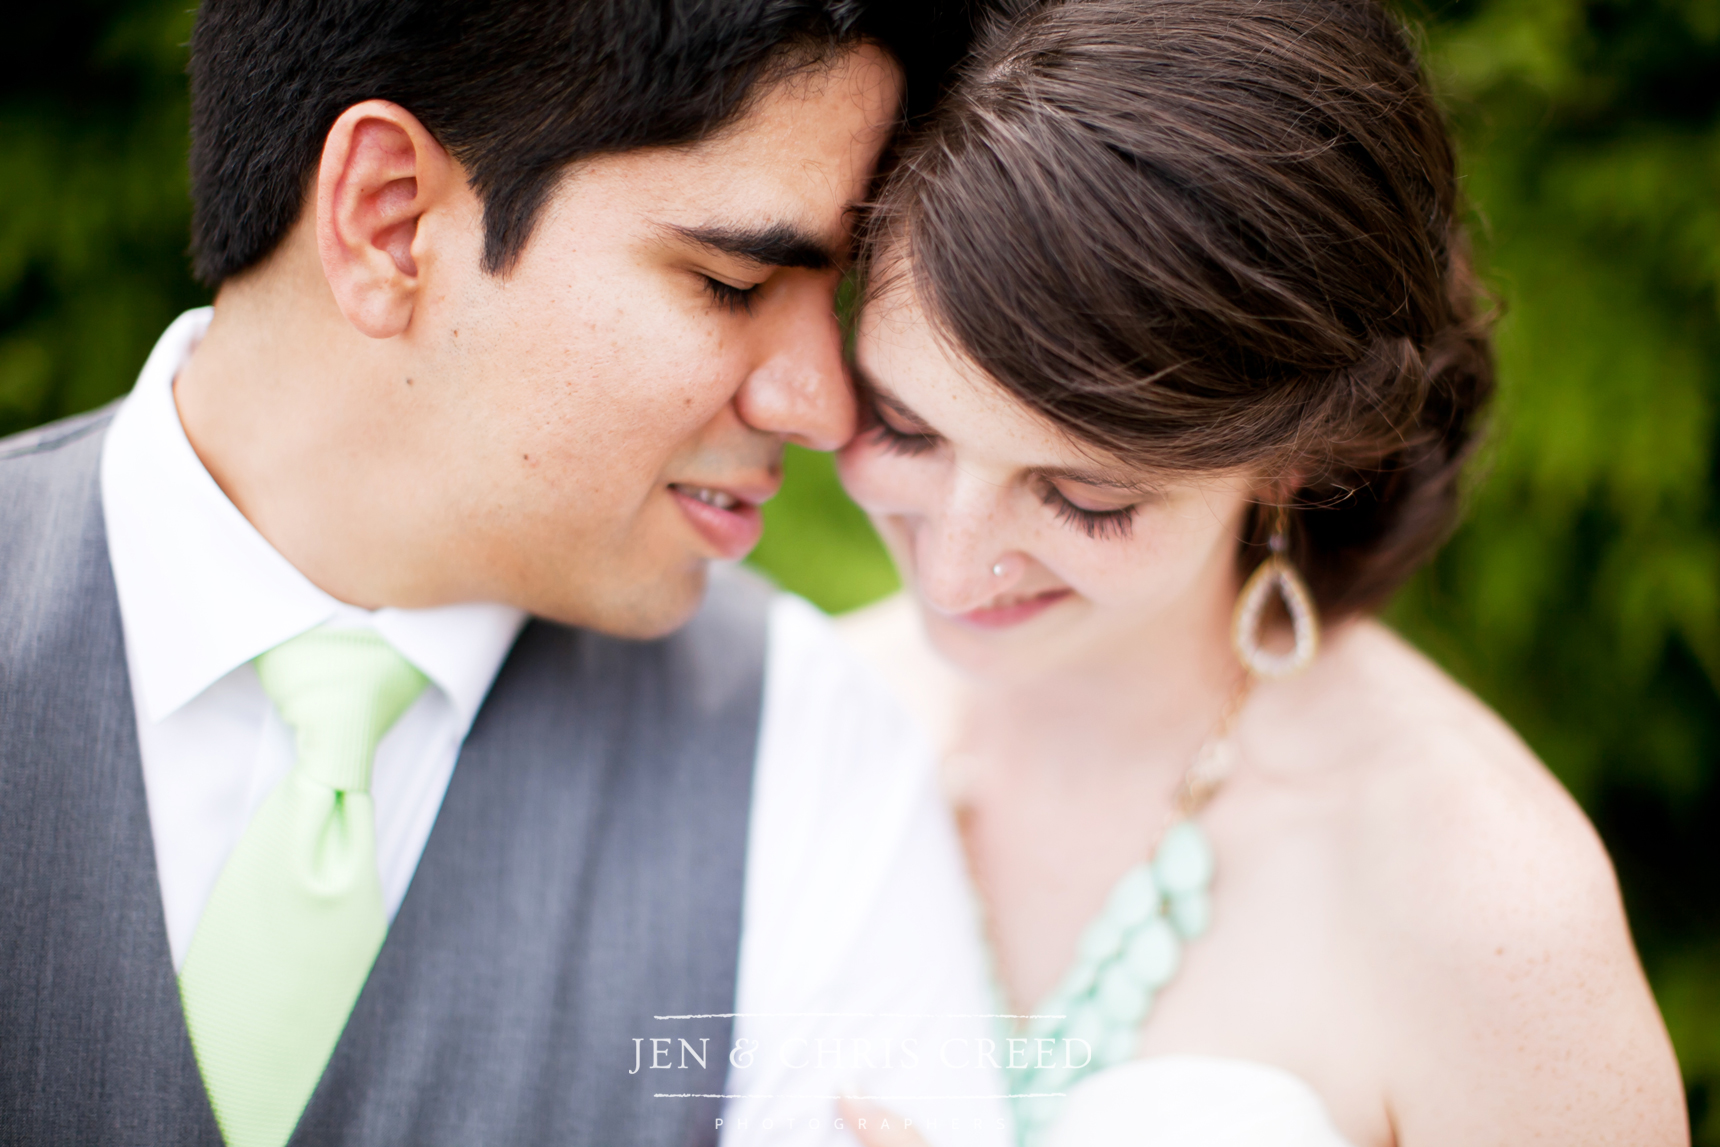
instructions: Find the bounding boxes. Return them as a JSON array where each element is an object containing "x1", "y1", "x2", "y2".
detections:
[{"x1": 912, "y1": 476, "x2": 1016, "y2": 613}]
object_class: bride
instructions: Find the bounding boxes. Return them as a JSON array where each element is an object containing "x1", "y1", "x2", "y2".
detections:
[{"x1": 833, "y1": 0, "x2": 1687, "y2": 1142}]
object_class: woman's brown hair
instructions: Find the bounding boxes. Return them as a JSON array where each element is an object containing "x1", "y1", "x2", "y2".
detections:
[{"x1": 867, "y1": 0, "x2": 1495, "y2": 618}]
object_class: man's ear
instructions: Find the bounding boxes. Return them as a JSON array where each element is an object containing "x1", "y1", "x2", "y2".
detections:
[{"x1": 315, "y1": 100, "x2": 459, "y2": 339}]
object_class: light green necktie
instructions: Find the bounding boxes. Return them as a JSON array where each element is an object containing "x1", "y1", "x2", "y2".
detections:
[{"x1": 179, "y1": 629, "x2": 427, "y2": 1147}]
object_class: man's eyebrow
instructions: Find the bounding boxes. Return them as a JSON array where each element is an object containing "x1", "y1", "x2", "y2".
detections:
[{"x1": 668, "y1": 223, "x2": 835, "y2": 271}]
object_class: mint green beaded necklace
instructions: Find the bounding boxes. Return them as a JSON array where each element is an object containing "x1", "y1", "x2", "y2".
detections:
[
  {"x1": 994, "y1": 513, "x2": 1317, "y2": 1142},
  {"x1": 1000, "y1": 690, "x2": 1248, "y2": 1143}
]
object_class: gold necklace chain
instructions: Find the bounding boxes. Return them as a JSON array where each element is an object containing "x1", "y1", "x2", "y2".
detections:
[{"x1": 1152, "y1": 673, "x2": 1253, "y2": 851}]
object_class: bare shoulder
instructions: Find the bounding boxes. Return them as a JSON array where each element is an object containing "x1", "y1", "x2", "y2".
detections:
[
  {"x1": 1280, "y1": 620, "x2": 1685, "y2": 1142},
  {"x1": 1297, "y1": 620, "x2": 1614, "y2": 945}
]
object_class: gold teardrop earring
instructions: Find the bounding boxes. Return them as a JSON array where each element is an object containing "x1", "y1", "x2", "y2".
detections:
[{"x1": 1232, "y1": 505, "x2": 1320, "y2": 679}]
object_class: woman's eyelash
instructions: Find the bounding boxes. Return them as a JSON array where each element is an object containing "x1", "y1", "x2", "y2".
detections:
[
  {"x1": 1040, "y1": 485, "x2": 1137, "y2": 539},
  {"x1": 866, "y1": 406, "x2": 939, "y2": 456},
  {"x1": 702, "y1": 276, "x2": 759, "y2": 313},
  {"x1": 865, "y1": 403, "x2": 1135, "y2": 537}
]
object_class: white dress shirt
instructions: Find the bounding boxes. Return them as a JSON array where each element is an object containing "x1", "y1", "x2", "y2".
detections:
[{"x1": 102, "y1": 310, "x2": 1012, "y2": 1147}]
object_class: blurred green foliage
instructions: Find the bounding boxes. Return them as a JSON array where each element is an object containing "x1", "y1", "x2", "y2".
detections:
[
  {"x1": 2, "y1": 0, "x2": 1714, "y2": 1137},
  {"x1": 750, "y1": 443, "x2": 902, "y2": 613},
  {"x1": 0, "y1": 1, "x2": 207, "y2": 437},
  {"x1": 1396, "y1": 0, "x2": 1720, "y2": 1135}
]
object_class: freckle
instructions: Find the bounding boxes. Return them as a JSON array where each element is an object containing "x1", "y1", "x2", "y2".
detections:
[{"x1": 404, "y1": 377, "x2": 413, "y2": 386}]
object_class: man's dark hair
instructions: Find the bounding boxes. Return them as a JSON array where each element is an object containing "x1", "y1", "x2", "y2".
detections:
[{"x1": 188, "y1": 0, "x2": 974, "y2": 286}]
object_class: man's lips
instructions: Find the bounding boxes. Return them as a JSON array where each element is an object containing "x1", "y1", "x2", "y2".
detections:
[
  {"x1": 958, "y1": 588, "x2": 1074, "y2": 629},
  {"x1": 669, "y1": 482, "x2": 770, "y2": 561}
]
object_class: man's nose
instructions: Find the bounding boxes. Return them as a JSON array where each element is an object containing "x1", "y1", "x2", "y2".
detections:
[{"x1": 733, "y1": 277, "x2": 857, "y2": 451}]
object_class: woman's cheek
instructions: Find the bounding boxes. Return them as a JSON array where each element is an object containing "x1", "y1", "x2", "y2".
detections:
[{"x1": 835, "y1": 438, "x2": 919, "y2": 516}]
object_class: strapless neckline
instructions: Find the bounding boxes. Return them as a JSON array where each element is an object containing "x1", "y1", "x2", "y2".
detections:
[{"x1": 1043, "y1": 1054, "x2": 1359, "y2": 1146}]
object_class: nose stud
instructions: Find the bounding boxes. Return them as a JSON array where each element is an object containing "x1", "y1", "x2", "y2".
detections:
[{"x1": 992, "y1": 562, "x2": 1007, "y2": 577}]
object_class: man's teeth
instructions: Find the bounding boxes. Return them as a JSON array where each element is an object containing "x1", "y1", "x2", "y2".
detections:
[{"x1": 676, "y1": 485, "x2": 739, "y2": 510}]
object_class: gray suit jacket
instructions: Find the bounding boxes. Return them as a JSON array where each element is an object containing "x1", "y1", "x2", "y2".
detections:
[{"x1": 0, "y1": 408, "x2": 767, "y2": 1146}]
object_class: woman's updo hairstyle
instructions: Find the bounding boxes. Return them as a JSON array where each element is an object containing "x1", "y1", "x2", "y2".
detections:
[{"x1": 866, "y1": 0, "x2": 1495, "y2": 618}]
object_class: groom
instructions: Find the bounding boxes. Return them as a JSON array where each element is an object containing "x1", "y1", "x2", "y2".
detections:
[{"x1": 0, "y1": 2, "x2": 1009, "y2": 1146}]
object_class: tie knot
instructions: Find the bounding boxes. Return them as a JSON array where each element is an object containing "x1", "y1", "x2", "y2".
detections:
[{"x1": 254, "y1": 629, "x2": 428, "y2": 793}]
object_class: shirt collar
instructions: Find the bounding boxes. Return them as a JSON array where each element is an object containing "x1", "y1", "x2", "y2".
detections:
[{"x1": 101, "y1": 307, "x2": 526, "y2": 727}]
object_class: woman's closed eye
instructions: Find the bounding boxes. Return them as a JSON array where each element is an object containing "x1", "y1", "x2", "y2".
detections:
[
  {"x1": 1039, "y1": 482, "x2": 1139, "y2": 540},
  {"x1": 865, "y1": 400, "x2": 940, "y2": 456}
]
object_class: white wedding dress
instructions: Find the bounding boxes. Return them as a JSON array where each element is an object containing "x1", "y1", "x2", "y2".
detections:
[
  {"x1": 836, "y1": 602, "x2": 1361, "y2": 1147},
  {"x1": 1044, "y1": 1055, "x2": 1358, "y2": 1147}
]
